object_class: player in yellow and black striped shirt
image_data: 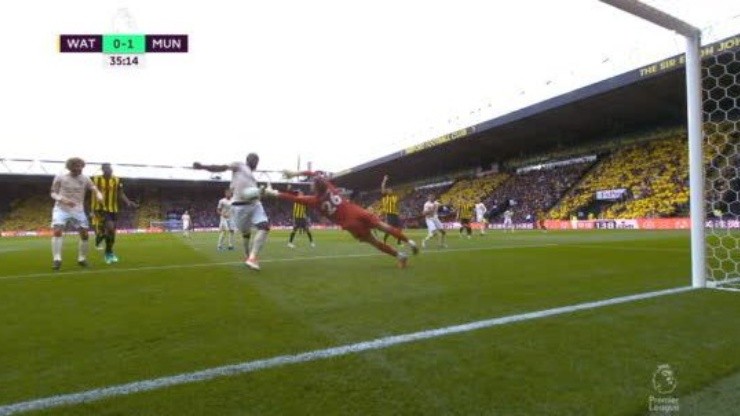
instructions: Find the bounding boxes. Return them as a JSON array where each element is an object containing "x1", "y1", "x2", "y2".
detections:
[
  {"x1": 457, "y1": 200, "x2": 476, "y2": 238},
  {"x1": 287, "y1": 190, "x2": 315, "y2": 248},
  {"x1": 380, "y1": 174, "x2": 403, "y2": 245},
  {"x1": 90, "y1": 163, "x2": 138, "y2": 264}
]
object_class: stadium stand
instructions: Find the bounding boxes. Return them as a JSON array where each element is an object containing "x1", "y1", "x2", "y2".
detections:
[
  {"x1": 354, "y1": 190, "x2": 382, "y2": 212},
  {"x1": 0, "y1": 134, "x2": 694, "y2": 231},
  {"x1": 0, "y1": 129, "x2": 717, "y2": 232},
  {"x1": 1, "y1": 195, "x2": 50, "y2": 231},
  {"x1": 548, "y1": 135, "x2": 689, "y2": 219},
  {"x1": 484, "y1": 162, "x2": 592, "y2": 222},
  {"x1": 438, "y1": 173, "x2": 509, "y2": 209}
]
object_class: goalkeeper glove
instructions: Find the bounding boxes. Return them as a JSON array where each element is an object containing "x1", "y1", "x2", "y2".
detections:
[{"x1": 261, "y1": 185, "x2": 279, "y2": 197}]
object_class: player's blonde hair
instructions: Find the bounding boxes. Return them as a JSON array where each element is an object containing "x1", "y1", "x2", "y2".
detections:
[{"x1": 65, "y1": 157, "x2": 85, "y2": 170}]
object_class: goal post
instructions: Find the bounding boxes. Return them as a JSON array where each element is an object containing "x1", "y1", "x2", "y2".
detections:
[
  {"x1": 599, "y1": 0, "x2": 707, "y2": 288},
  {"x1": 685, "y1": 33, "x2": 706, "y2": 289}
]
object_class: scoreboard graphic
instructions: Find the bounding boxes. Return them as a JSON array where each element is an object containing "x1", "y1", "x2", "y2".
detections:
[
  {"x1": 59, "y1": 34, "x2": 188, "y2": 53},
  {"x1": 59, "y1": 8, "x2": 187, "y2": 67}
]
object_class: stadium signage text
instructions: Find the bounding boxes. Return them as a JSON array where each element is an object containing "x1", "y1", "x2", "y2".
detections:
[
  {"x1": 404, "y1": 127, "x2": 476, "y2": 155},
  {"x1": 517, "y1": 155, "x2": 597, "y2": 174},
  {"x1": 595, "y1": 188, "x2": 628, "y2": 201},
  {"x1": 638, "y1": 34, "x2": 740, "y2": 78}
]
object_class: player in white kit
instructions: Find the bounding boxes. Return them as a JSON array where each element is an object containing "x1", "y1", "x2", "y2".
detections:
[
  {"x1": 193, "y1": 153, "x2": 270, "y2": 270},
  {"x1": 216, "y1": 188, "x2": 235, "y2": 250},
  {"x1": 503, "y1": 209, "x2": 514, "y2": 232},
  {"x1": 421, "y1": 194, "x2": 447, "y2": 249},
  {"x1": 181, "y1": 210, "x2": 191, "y2": 238},
  {"x1": 475, "y1": 199, "x2": 488, "y2": 235},
  {"x1": 49, "y1": 157, "x2": 104, "y2": 270}
]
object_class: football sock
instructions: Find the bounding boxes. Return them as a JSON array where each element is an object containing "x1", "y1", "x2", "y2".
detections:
[
  {"x1": 52, "y1": 236, "x2": 63, "y2": 261},
  {"x1": 78, "y1": 239, "x2": 89, "y2": 261},
  {"x1": 105, "y1": 234, "x2": 114, "y2": 254},
  {"x1": 249, "y1": 230, "x2": 268, "y2": 259},
  {"x1": 384, "y1": 227, "x2": 408, "y2": 243},
  {"x1": 370, "y1": 240, "x2": 398, "y2": 257},
  {"x1": 243, "y1": 234, "x2": 251, "y2": 256}
]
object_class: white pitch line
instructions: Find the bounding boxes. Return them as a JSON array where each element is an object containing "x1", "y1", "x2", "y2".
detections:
[
  {"x1": 560, "y1": 244, "x2": 689, "y2": 253},
  {"x1": 0, "y1": 285, "x2": 694, "y2": 415},
  {"x1": 0, "y1": 243, "x2": 557, "y2": 281}
]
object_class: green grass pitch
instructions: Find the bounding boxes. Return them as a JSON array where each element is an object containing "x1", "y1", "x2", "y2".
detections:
[{"x1": 0, "y1": 229, "x2": 739, "y2": 415}]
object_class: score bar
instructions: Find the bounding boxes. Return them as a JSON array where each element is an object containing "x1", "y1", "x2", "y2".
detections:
[{"x1": 59, "y1": 35, "x2": 188, "y2": 53}]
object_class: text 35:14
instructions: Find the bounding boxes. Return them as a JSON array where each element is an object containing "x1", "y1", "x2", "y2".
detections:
[{"x1": 108, "y1": 56, "x2": 140, "y2": 66}]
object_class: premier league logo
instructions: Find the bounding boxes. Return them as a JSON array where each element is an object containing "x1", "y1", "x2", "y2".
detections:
[
  {"x1": 652, "y1": 364, "x2": 677, "y2": 395},
  {"x1": 649, "y1": 364, "x2": 679, "y2": 414}
]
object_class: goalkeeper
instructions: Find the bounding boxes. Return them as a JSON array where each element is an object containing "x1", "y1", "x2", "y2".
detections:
[
  {"x1": 193, "y1": 153, "x2": 270, "y2": 271},
  {"x1": 264, "y1": 170, "x2": 418, "y2": 268}
]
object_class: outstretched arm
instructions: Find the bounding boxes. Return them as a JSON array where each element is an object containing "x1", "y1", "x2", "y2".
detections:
[
  {"x1": 275, "y1": 192, "x2": 319, "y2": 207},
  {"x1": 282, "y1": 169, "x2": 323, "y2": 179},
  {"x1": 193, "y1": 162, "x2": 230, "y2": 173},
  {"x1": 381, "y1": 174, "x2": 389, "y2": 194}
]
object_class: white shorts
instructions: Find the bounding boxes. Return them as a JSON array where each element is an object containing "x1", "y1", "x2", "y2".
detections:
[
  {"x1": 232, "y1": 201, "x2": 269, "y2": 234},
  {"x1": 51, "y1": 206, "x2": 89, "y2": 229},
  {"x1": 503, "y1": 218, "x2": 513, "y2": 227},
  {"x1": 219, "y1": 217, "x2": 235, "y2": 231},
  {"x1": 425, "y1": 217, "x2": 444, "y2": 234},
  {"x1": 476, "y1": 214, "x2": 487, "y2": 223},
  {"x1": 183, "y1": 221, "x2": 190, "y2": 230}
]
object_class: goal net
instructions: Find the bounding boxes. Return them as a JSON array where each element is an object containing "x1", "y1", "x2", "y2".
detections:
[
  {"x1": 703, "y1": 42, "x2": 740, "y2": 291},
  {"x1": 600, "y1": 0, "x2": 739, "y2": 290}
]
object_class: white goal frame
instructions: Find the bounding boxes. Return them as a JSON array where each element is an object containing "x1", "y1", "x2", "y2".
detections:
[{"x1": 599, "y1": 0, "x2": 707, "y2": 288}]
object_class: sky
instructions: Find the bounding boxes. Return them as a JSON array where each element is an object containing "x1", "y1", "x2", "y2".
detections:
[{"x1": 1, "y1": 0, "x2": 739, "y2": 175}]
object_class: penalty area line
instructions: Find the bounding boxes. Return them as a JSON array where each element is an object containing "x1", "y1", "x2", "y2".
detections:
[{"x1": 0, "y1": 285, "x2": 693, "y2": 415}]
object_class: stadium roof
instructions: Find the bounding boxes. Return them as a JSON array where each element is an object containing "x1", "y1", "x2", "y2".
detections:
[
  {"x1": 0, "y1": 159, "x2": 288, "y2": 184},
  {"x1": 333, "y1": 33, "x2": 740, "y2": 191}
]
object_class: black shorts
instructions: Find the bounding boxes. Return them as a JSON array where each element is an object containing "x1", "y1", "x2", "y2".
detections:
[
  {"x1": 293, "y1": 217, "x2": 309, "y2": 229},
  {"x1": 96, "y1": 211, "x2": 118, "y2": 223},
  {"x1": 460, "y1": 218, "x2": 471, "y2": 226},
  {"x1": 385, "y1": 213, "x2": 401, "y2": 228}
]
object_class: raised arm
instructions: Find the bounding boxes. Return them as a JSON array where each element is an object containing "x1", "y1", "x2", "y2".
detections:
[{"x1": 381, "y1": 174, "x2": 389, "y2": 194}]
